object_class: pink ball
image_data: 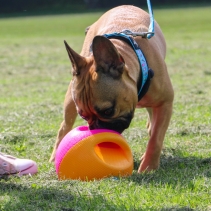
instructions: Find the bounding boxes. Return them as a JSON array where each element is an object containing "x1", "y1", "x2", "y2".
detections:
[{"x1": 55, "y1": 126, "x2": 133, "y2": 181}]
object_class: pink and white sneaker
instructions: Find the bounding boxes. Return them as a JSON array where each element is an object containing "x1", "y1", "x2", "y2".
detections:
[{"x1": 0, "y1": 153, "x2": 38, "y2": 176}]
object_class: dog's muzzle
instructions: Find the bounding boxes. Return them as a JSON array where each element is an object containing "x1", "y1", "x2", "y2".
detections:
[{"x1": 89, "y1": 112, "x2": 134, "y2": 133}]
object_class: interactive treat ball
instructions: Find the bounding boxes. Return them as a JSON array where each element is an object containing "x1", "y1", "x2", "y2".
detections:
[{"x1": 55, "y1": 126, "x2": 133, "y2": 181}]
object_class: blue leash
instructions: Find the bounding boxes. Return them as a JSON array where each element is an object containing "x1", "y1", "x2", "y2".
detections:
[
  {"x1": 147, "y1": 0, "x2": 155, "y2": 39},
  {"x1": 120, "y1": 0, "x2": 154, "y2": 39}
]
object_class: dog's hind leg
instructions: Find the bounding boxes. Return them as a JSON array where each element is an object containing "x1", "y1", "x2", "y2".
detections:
[{"x1": 49, "y1": 82, "x2": 78, "y2": 162}]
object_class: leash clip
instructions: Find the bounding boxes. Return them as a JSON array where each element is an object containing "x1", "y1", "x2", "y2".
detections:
[
  {"x1": 120, "y1": 30, "x2": 154, "y2": 38},
  {"x1": 120, "y1": 0, "x2": 155, "y2": 39}
]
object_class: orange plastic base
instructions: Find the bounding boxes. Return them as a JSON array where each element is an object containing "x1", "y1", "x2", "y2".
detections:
[{"x1": 57, "y1": 132, "x2": 133, "y2": 181}]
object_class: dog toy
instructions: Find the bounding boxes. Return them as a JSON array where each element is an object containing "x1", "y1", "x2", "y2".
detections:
[{"x1": 55, "y1": 125, "x2": 133, "y2": 181}]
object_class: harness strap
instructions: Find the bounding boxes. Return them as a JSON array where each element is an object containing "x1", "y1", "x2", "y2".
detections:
[
  {"x1": 90, "y1": 0, "x2": 155, "y2": 100},
  {"x1": 103, "y1": 33, "x2": 153, "y2": 101}
]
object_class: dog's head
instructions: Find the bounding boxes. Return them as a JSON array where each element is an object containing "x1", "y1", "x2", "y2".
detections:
[{"x1": 64, "y1": 36, "x2": 138, "y2": 133}]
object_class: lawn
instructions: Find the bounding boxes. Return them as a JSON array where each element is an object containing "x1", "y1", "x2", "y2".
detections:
[{"x1": 0, "y1": 5, "x2": 211, "y2": 211}]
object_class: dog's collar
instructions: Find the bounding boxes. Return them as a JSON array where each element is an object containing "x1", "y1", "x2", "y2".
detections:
[{"x1": 103, "y1": 32, "x2": 154, "y2": 101}]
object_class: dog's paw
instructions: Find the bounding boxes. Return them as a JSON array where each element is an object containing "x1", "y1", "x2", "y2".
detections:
[{"x1": 138, "y1": 154, "x2": 159, "y2": 173}]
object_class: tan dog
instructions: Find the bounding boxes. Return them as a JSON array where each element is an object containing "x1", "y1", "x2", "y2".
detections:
[{"x1": 50, "y1": 5, "x2": 174, "y2": 172}]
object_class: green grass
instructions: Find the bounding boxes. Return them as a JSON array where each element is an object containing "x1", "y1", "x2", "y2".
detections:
[{"x1": 0, "y1": 6, "x2": 211, "y2": 211}]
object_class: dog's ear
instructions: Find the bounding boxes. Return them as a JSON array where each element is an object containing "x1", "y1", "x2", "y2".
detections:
[
  {"x1": 92, "y1": 36, "x2": 125, "y2": 78},
  {"x1": 64, "y1": 40, "x2": 86, "y2": 76}
]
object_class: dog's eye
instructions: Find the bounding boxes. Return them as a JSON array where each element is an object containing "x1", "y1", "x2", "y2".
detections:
[
  {"x1": 102, "y1": 107, "x2": 114, "y2": 117},
  {"x1": 95, "y1": 105, "x2": 115, "y2": 118}
]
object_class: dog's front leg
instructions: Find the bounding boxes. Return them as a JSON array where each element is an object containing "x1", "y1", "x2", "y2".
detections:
[
  {"x1": 138, "y1": 102, "x2": 173, "y2": 172},
  {"x1": 49, "y1": 83, "x2": 77, "y2": 162}
]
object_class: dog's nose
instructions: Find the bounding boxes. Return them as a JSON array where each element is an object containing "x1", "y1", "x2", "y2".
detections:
[
  {"x1": 89, "y1": 118, "x2": 132, "y2": 134},
  {"x1": 89, "y1": 122, "x2": 125, "y2": 134},
  {"x1": 89, "y1": 112, "x2": 134, "y2": 133}
]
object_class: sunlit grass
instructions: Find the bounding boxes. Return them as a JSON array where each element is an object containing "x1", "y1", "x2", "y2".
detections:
[{"x1": 0, "y1": 6, "x2": 211, "y2": 211}]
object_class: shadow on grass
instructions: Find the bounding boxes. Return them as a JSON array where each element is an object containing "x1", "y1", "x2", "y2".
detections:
[
  {"x1": 0, "y1": 181, "x2": 66, "y2": 209},
  {"x1": 0, "y1": 179, "x2": 196, "y2": 211},
  {"x1": 0, "y1": 177, "x2": 197, "y2": 211},
  {"x1": 0, "y1": 180, "x2": 80, "y2": 211},
  {"x1": 132, "y1": 153, "x2": 211, "y2": 185},
  {"x1": 160, "y1": 208, "x2": 194, "y2": 211},
  {"x1": 0, "y1": 178, "x2": 131, "y2": 211},
  {"x1": 0, "y1": 154, "x2": 210, "y2": 211}
]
